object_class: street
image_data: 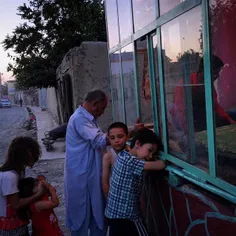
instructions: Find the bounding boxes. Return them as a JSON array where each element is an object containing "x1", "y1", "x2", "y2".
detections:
[
  {"x1": 0, "y1": 105, "x2": 69, "y2": 234},
  {"x1": 0, "y1": 105, "x2": 30, "y2": 164}
]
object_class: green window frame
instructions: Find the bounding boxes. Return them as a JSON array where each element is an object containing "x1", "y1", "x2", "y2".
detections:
[{"x1": 105, "y1": 0, "x2": 236, "y2": 203}]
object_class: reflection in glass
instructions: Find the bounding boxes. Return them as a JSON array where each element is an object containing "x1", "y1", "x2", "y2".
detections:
[
  {"x1": 106, "y1": 0, "x2": 119, "y2": 48},
  {"x1": 117, "y1": 0, "x2": 133, "y2": 41},
  {"x1": 159, "y1": 0, "x2": 184, "y2": 16},
  {"x1": 132, "y1": 0, "x2": 157, "y2": 32},
  {"x1": 161, "y1": 6, "x2": 208, "y2": 170},
  {"x1": 152, "y1": 35, "x2": 163, "y2": 144},
  {"x1": 110, "y1": 52, "x2": 123, "y2": 122},
  {"x1": 121, "y1": 44, "x2": 137, "y2": 126},
  {"x1": 136, "y1": 39, "x2": 153, "y2": 126},
  {"x1": 209, "y1": 0, "x2": 236, "y2": 184}
]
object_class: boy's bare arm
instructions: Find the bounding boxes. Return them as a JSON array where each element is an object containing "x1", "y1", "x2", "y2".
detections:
[
  {"x1": 35, "y1": 184, "x2": 59, "y2": 211},
  {"x1": 102, "y1": 152, "x2": 112, "y2": 198},
  {"x1": 144, "y1": 160, "x2": 166, "y2": 171}
]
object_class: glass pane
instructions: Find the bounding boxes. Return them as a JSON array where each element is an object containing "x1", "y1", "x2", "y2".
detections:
[
  {"x1": 136, "y1": 38, "x2": 154, "y2": 127},
  {"x1": 121, "y1": 44, "x2": 137, "y2": 126},
  {"x1": 117, "y1": 0, "x2": 133, "y2": 41},
  {"x1": 110, "y1": 52, "x2": 123, "y2": 122},
  {"x1": 132, "y1": 0, "x2": 157, "y2": 32},
  {"x1": 152, "y1": 35, "x2": 163, "y2": 145},
  {"x1": 209, "y1": 0, "x2": 236, "y2": 184},
  {"x1": 106, "y1": 0, "x2": 119, "y2": 49},
  {"x1": 160, "y1": 0, "x2": 184, "y2": 16},
  {"x1": 161, "y1": 6, "x2": 208, "y2": 170}
]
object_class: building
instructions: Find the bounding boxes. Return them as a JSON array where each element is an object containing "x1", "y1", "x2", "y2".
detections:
[
  {"x1": 0, "y1": 74, "x2": 2, "y2": 98},
  {"x1": 105, "y1": 0, "x2": 236, "y2": 234},
  {"x1": 7, "y1": 80, "x2": 16, "y2": 103}
]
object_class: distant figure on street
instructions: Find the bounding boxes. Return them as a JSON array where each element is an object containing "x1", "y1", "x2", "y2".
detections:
[{"x1": 19, "y1": 98, "x2": 23, "y2": 107}]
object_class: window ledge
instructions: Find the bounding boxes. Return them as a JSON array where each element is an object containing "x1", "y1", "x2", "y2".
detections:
[{"x1": 166, "y1": 165, "x2": 236, "y2": 204}]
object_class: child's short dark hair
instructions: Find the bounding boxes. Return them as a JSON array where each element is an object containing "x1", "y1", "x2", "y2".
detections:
[
  {"x1": 130, "y1": 128, "x2": 162, "y2": 149},
  {"x1": 108, "y1": 122, "x2": 129, "y2": 135},
  {"x1": 17, "y1": 177, "x2": 37, "y2": 221},
  {"x1": 18, "y1": 177, "x2": 36, "y2": 198}
]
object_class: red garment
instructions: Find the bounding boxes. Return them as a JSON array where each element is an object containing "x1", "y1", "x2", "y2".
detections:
[
  {"x1": 30, "y1": 194, "x2": 63, "y2": 236},
  {"x1": 170, "y1": 72, "x2": 231, "y2": 132},
  {"x1": 0, "y1": 198, "x2": 28, "y2": 230}
]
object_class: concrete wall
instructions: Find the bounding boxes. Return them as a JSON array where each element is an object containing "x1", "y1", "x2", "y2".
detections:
[
  {"x1": 7, "y1": 80, "x2": 16, "y2": 104},
  {"x1": 46, "y1": 87, "x2": 60, "y2": 124},
  {"x1": 38, "y1": 88, "x2": 60, "y2": 125},
  {"x1": 142, "y1": 172, "x2": 236, "y2": 236},
  {"x1": 56, "y1": 42, "x2": 112, "y2": 131}
]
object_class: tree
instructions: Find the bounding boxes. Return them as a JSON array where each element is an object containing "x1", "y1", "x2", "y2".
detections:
[{"x1": 2, "y1": 0, "x2": 106, "y2": 89}]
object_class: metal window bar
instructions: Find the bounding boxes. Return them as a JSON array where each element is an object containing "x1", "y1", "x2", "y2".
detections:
[
  {"x1": 120, "y1": 50, "x2": 127, "y2": 124},
  {"x1": 201, "y1": 0, "x2": 216, "y2": 177},
  {"x1": 147, "y1": 34, "x2": 160, "y2": 135},
  {"x1": 156, "y1": 27, "x2": 168, "y2": 153},
  {"x1": 133, "y1": 42, "x2": 141, "y2": 119},
  {"x1": 109, "y1": 0, "x2": 201, "y2": 54},
  {"x1": 182, "y1": 54, "x2": 197, "y2": 164}
]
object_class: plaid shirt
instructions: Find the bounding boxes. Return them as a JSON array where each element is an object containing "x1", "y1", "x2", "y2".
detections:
[{"x1": 105, "y1": 150, "x2": 145, "y2": 222}]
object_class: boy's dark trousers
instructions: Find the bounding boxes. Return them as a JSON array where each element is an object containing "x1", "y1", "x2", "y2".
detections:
[{"x1": 108, "y1": 218, "x2": 149, "y2": 236}]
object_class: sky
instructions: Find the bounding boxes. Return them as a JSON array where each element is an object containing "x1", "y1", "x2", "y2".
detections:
[{"x1": 0, "y1": 0, "x2": 26, "y2": 82}]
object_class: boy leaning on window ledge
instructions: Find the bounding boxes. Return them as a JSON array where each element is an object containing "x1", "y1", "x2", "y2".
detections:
[{"x1": 105, "y1": 128, "x2": 167, "y2": 236}]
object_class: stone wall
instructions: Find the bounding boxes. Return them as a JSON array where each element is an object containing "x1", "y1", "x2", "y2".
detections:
[
  {"x1": 56, "y1": 42, "x2": 112, "y2": 130},
  {"x1": 46, "y1": 87, "x2": 60, "y2": 124},
  {"x1": 38, "y1": 88, "x2": 60, "y2": 125}
]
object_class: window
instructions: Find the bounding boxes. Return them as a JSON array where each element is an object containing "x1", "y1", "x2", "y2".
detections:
[
  {"x1": 132, "y1": 0, "x2": 157, "y2": 32},
  {"x1": 106, "y1": 0, "x2": 119, "y2": 49},
  {"x1": 121, "y1": 44, "x2": 137, "y2": 126},
  {"x1": 161, "y1": 6, "x2": 209, "y2": 170},
  {"x1": 209, "y1": 0, "x2": 236, "y2": 184},
  {"x1": 110, "y1": 52, "x2": 123, "y2": 122},
  {"x1": 117, "y1": 0, "x2": 133, "y2": 41},
  {"x1": 159, "y1": 0, "x2": 185, "y2": 15},
  {"x1": 136, "y1": 38, "x2": 153, "y2": 126}
]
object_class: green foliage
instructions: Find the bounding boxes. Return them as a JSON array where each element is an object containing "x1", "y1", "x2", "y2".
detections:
[{"x1": 2, "y1": 0, "x2": 106, "y2": 89}]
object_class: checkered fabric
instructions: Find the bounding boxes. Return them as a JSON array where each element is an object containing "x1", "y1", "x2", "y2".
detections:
[{"x1": 105, "y1": 150, "x2": 145, "y2": 222}]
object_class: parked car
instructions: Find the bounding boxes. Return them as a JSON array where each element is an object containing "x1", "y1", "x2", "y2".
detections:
[{"x1": 0, "y1": 99, "x2": 11, "y2": 108}]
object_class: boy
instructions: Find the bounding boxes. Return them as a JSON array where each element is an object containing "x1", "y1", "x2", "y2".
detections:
[
  {"x1": 102, "y1": 122, "x2": 129, "y2": 198},
  {"x1": 105, "y1": 128, "x2": 166, "y2": 236}
]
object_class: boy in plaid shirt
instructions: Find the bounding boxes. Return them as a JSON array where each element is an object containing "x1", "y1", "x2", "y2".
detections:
[{"x1": 105, "y1": 128, "x2": 166, "y2": 236}]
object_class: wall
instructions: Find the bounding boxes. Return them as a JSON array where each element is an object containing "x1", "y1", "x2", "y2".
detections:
[
  {"x1": 7, "y1": 80, "x2": 16, "y2": 103},
  {"x1": 56, "y1": 42, "x2": 112, "y2": 130},
  {"x1": 39, "y1": 88, "x2": 60, "y2": 125},
  {"x1": 46, "y1": 87, "x2": 60, "y2": 124},
  {"x1": 142, "y1": 172, "x2": 236, "y2": 236}
]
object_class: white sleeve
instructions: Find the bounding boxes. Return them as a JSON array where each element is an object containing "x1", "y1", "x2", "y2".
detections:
[{"x1": 2, "y1": 172, "x2": 19, "y2": 196}]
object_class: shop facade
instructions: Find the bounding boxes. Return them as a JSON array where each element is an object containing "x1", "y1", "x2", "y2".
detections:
[{"x1": 105, "y1": 0, "x2": 236, "y2": 235}]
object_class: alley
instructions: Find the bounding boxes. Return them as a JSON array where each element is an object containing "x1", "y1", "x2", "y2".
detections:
[{"x1": 0, "y1": 106, "x2": 30, "y2": 163}]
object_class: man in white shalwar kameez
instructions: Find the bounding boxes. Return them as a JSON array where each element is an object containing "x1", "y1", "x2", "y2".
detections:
[{"x1": 64, "y1": 90, "x2": 108, "y2": 236}]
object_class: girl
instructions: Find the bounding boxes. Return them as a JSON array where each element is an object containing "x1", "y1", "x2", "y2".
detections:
[
  {"x1": 0, "y1": 136, "x2": 44, "y2": 235},
  {"x1": 18, "y1": 177, "x2": 63, "y2": 236}
]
